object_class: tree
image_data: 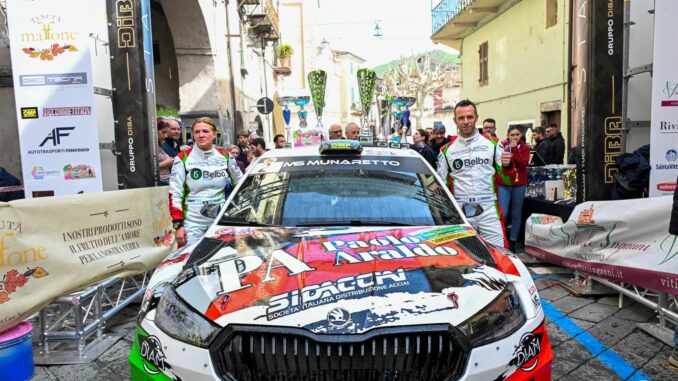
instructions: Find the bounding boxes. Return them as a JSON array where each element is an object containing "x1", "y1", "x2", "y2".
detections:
[{"x1": 381, "y1": 53, "x2": 451, "y2": 129}]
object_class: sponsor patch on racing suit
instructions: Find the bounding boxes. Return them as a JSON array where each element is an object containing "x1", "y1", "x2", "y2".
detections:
[
  {"x1": 169, "y1": 146, "x2": 243, "y2": 243},
  {"x1": 437, "y1": 131, "x2": 514, "y2": 248}
]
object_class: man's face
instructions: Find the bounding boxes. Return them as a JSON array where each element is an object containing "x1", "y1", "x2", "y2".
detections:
[
  {"x1": 251, "y1": 144, "x2": 264, "y2": 157},
  {"x1": 533, "y1": 131, "x2": 543, "y2": 142},
  {"x1": 328, "y1": 124, "x2": 343, "y2": 140},
  {"x1": 432, "y1": 130, "x2": 445, "y2": 143},
  {"x1": 168, "y1": 120, "x2": 181, "y2": 139},
  {"x1": 454, "y1": 105, "x2": 478, "y2": 138},
  {"x1": 237, "y1": 135, "x2": 248, "y2": 146},
  {"x1": 482, "y1": 122, "x2": 496, "y2": 136},
  {"x1": 546, "y1": 127, "x2": 557, "y2": 138},
  {"x1": 275, "y1": 137, "x2": 286, "y2": 148},
  {"x1": 346, "y1": 124, "x2": 360, "y2": 140}
]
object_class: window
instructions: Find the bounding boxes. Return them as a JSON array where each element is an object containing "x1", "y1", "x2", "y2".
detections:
[
  {"x1": 479, "y1": 41, "x2": 488, "y2": 86},
  {"x1": 546, "y1": 0, "x2": 557, "y2": 28}
]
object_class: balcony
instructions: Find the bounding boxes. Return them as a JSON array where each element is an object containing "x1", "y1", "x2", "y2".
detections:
[
  {"x1": 431, "y1": 0, "x2": 508, "y2": 49},
  {"x1": 239, "y1": 0, "x2": 279, "y2": 41}
]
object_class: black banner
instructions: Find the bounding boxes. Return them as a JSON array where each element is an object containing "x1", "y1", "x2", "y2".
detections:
[
  {"x1": 573, "y1": 0, "x2": 624, "y2": 202},
  {"x1": 107, "y1": 0, "x2": 158, "y2": 188}
]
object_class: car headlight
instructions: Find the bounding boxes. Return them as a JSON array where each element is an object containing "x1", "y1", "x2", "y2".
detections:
[
  {"x1": 155, "y1": 286, "x2": 220, "y2": 348},
  {"x1": 457, "y1": 283, "x2": 526, "y2": 347}
]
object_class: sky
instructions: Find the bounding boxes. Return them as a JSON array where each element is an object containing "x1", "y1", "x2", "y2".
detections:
[{"x1": 315, "y1": 0, "x2": 458, "y2": 67}]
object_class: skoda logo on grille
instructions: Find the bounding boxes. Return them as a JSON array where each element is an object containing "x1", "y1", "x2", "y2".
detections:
[{"x1": 327, "y1": 308, "x2": 351, "y2": 327}]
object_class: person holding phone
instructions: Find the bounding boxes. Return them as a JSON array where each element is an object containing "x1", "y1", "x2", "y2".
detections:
[{"x1": 497, "y1": 125, "x2": 531, "y2": 252}]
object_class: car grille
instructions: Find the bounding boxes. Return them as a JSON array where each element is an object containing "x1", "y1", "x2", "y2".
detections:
[{"x1": 210, "y1": 325, "x2": 469, "y2": 381}]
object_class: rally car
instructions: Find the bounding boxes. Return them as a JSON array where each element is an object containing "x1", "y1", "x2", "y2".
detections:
[{"x1": 131, "y1": 140, "x2": 552, "y2": 381}]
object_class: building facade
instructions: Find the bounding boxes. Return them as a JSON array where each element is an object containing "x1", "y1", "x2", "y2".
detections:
[{"x1": 431, "y1": 0, "x2": 569, "y2": 146}]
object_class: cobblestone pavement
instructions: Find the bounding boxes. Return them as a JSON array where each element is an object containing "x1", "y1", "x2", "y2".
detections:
[{"x1": 32, "y1": 267, "x2": 677, "y2": 380}]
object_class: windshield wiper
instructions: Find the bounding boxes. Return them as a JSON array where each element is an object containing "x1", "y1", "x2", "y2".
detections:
[{"x1": 295, "y1": 220, "x2": 417, "y2": 227}]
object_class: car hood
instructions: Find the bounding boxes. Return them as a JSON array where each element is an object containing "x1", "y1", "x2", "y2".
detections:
[{"x1": 171, "y1": 225, "x2": 516, "y2": 334}]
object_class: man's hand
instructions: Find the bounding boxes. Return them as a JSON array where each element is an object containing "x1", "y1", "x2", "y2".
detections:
[
  {"x1": 501, "y1": 151, "x2": 512, "y2": 167},
  {"x1": 175, "y1": 226, "x2": 187, "y2": 248}
]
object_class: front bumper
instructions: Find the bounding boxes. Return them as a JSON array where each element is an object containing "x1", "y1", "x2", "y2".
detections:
[{"x1": 130, "y1": 310, "x2": 551, "y2": 381}]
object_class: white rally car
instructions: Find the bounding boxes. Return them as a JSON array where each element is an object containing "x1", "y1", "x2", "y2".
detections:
[{"x1": 131, "y1": 140, "x2": 552, "y2": 381}]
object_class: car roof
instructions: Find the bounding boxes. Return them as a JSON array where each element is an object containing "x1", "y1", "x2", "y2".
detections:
[{"x1": 260, "y1": 145, "x2": 424, "y2": 160}]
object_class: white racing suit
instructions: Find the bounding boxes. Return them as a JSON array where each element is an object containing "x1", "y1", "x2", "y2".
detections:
[
  {"x1": 169, "y1": 146, "x2": 243, "y2": 244},
  {"x1": 437, "y1": 131, "x2": 514, "y2": 248}
]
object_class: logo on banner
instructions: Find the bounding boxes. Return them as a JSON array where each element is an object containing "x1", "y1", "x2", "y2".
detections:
[
  {"x1": 39, "y1": 127, "x2": 75, "y2": 147},
  {"x1": 660, "y1": 121, "x2": 678, "y2": 134},
  {"x1": 661, "y1": 81, "x2": 678, "y2": 107},
  {"x1": 43, "y1": 106, "x2": 91, "y2": 117},
  {"x1": 19, "y1": 14, "x2": 79, "y2": 61},
  {"x1": 657, "y1": 183, "x2": 677, "y2": 192},
  {"x1": 666, "y1": 149, "x2": 678, "y2": 162},
  {"x1": 21, "y1": 107, "x2": 38, "y2": 119},
  {"x1": 19, "y1": 73, "x2": 87, "y2": 87},
  {"x1": 31, "y1": 166, "x2": 60, "y2": 180},
  {"x1": 63, "y1": 164, "x2": 96, "y2": 180}
]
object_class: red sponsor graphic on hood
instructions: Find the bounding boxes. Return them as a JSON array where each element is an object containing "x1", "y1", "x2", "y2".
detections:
[
  {"x1": 504, "y1": 321, "x2": 553, "y2": 381},
  {"x1": 187, "y1": 226, "x2": 516, "y2": 322},
  {"x1": 657, "y1": 182, "x2": 677, "y2": 192}
]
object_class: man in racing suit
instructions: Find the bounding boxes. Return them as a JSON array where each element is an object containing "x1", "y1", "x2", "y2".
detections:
[
  {"x1": 169, "y1": 118, "x2": 243, "y2": 246},
  {"x1": 438, "y1": 100, "x2": 515, "y2": 248}
]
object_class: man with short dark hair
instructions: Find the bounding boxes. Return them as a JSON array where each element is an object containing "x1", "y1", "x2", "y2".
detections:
[
  {"x1": 437, "y1": 99, "x2": 514, "y2": 248},
  {"x1": 345, "y1": 122, "x2": 361, "y2": 140},
  {"x1": 328, "y1": 124, "x2": 343, "y2": 140},
  {"x1": 161, "y1": 117, "x2": 188, "y2": 157},
  {"x1": 273, "y1": 134, "x2": 286, "y2": 148},
  {"x1": 545, "y1": 123, "x2": 565, "y2": 164},
  {"x1": 429, "y1": 124, "x2": 450, "y2": 157},
  {"x1": 531, "y1": 126, "x2": 549, "y2": 166},
  {"x1": 250, "y1": 138, "x2": 267, "y2": 157},
  {"x1": 236, "y1": 131, "x2": 251, "y2": 166},
  {"x1": 482, "y1": 118, "x2": 497, "y2": 138}
]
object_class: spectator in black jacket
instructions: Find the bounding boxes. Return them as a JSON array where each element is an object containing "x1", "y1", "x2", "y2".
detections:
[
  {"x1": 412, "y1": 129, "x2": 437, "y2": 169},
  {"x1": 429, "y1": 124, "x2": 451, "y2": 158},
  {"x1": 531, "y1": 126, "x2": 550, "y2": 166},
  {"x1": 545, "y1": 123, "x2": 565, "y2": 164}
]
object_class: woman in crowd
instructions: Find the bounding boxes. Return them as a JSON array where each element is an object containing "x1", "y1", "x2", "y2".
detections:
[
  {"x1": 156, "y1": 119, "x2": 174, "y2": 186},
  {"x1": 497, "y1": 125, "x2": 530, "y2": 252},
  {"x1": 412, "y1": 128, "x2": 437, "y2": 169},
  {"x1": 169, "y1": 117, "x2": 243, "y2": 247}
]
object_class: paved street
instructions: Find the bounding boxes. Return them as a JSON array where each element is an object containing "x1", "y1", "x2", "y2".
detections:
[{"x1": 31, "y1": 264, "x2": 677, "y2": 381}]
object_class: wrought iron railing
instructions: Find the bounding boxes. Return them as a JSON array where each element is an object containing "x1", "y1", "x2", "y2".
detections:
[{"x1": 431, "y1": 0, "x2": 474, "y2": 36}]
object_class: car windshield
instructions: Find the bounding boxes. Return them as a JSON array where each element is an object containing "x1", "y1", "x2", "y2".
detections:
[{"x1": 219, "y1": 155, "x2": 463, "y2": 227}]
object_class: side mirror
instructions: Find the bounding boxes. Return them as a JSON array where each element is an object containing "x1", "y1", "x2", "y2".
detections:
[
  {"x1": 200, "y1": 203, "x2": 222, "y2": 218},
  {"x1": 462, "y1": 202, "x2": 484, "y2": 218}
]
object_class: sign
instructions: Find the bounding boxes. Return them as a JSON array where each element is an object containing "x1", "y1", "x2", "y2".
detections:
[
  {"x1": 649, "y1": 0, "x2": 678, "y2": 196},
  {"x1": 572, "y1": 0, "x2": 624, "y2": 202},
  {"x1": 0, "y1": 187, "x2": 175, "y2": 332},
  {"x1": 107, "y1": 0, "x2": 159, "y2": 188},
  {"x1": 256, "y1": 97, "x2": 274, "y2": 115},
  {"x1": 525, "y1": 196, "x2": 678, "y2": 294},
  {"x1": 7, "y1": 0, "x2": 103, "y2": 197}
]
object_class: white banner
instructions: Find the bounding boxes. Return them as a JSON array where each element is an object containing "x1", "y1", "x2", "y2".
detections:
[
  {"x1": 649, "y1": 0, "x2": 678, "y2": 196},
  {"x1": 525, "y1": 197, "x2": 678, "y2": 295},
  {"x1": 7, "y1": 0, "x2": 103, "y2": 198},
  {"x1": 0, "y1": 187, "x2": 174, "y2": 332}
]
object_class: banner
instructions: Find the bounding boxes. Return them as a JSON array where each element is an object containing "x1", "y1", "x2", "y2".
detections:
[
  {"x1": 525, "y1": 196, "x2": 678, "y2": 295},
  {"x1": 649, "y1": 0, "x2": 678, "y2": 196},
  {"x1": 0, "y1": 187, "x2": 174, "y2": 332},
  {"x1": 107, "y1": 0, "x2": 159, "y2": 188},
  {"x1": 572, "y1": 0, "x2": 624, "y2": 202},
  {"x1": 7, "y1": 0, "x2": 103, "y2": 198}
]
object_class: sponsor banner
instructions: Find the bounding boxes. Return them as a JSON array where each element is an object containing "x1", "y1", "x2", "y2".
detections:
[
  {"x1": 525, "y1": 196, "x2": 678, "y2": 294},
  {"x1": 572, "y1": 0, "x2": 624, "y2": 202},
  {"x1": 0, "y1": 187, "x2": 175, "y2": 332},
  {"x1": 7, "y1": 0, "x2": 103, "y2": 197},
  {"x1": 649, "y1": 0, "x2": 678, "y2": 196},
  {"x1": 107, "y1": 0, "x2": 159, "y2": 188}
]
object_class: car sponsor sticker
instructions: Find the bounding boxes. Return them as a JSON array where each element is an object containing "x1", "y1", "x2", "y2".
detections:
[{"x1": 413, "y1": 225, "x2": 475, "y2": 244}]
